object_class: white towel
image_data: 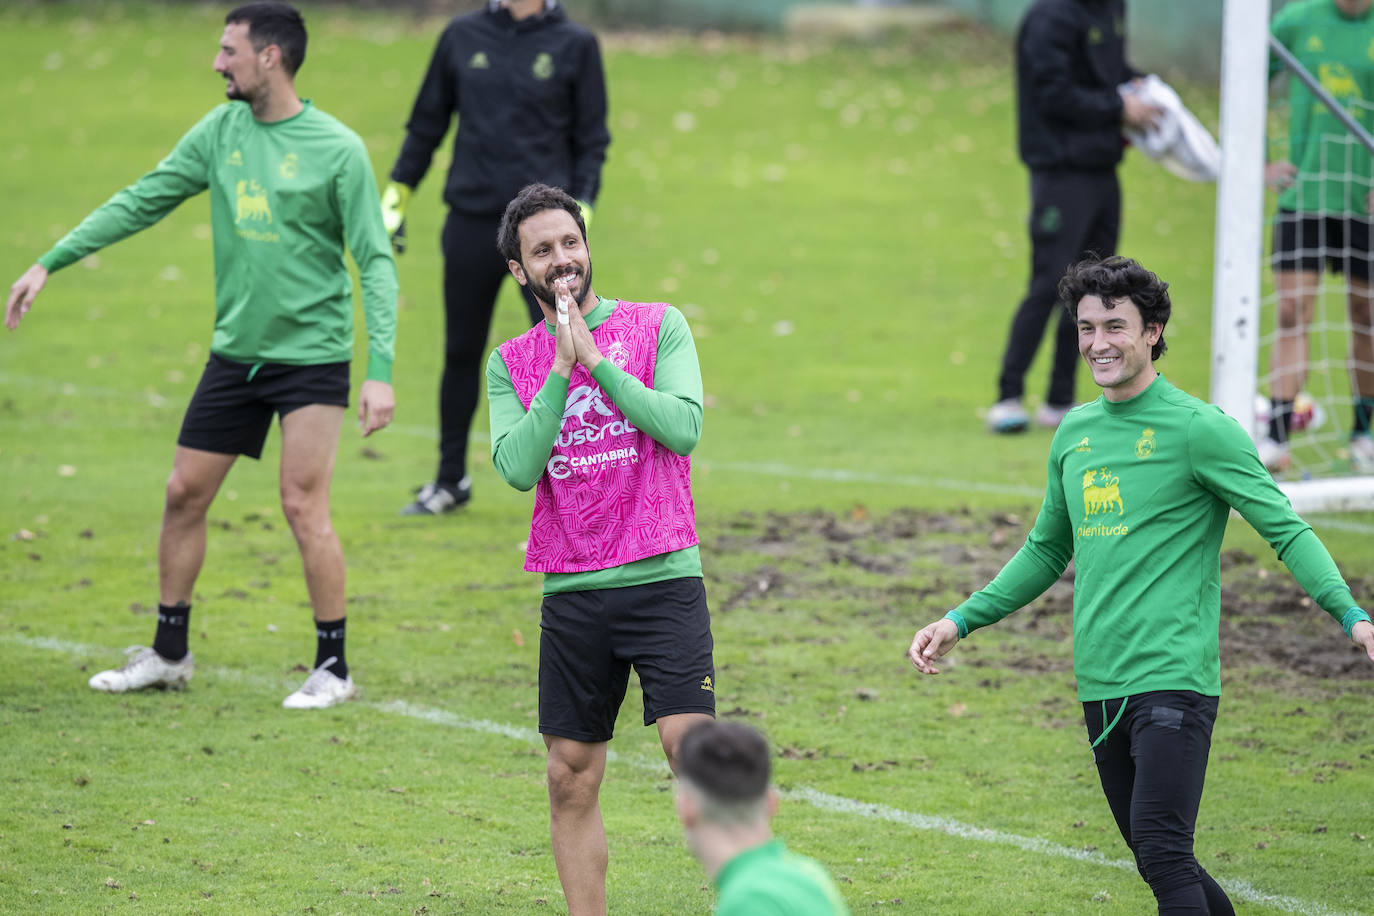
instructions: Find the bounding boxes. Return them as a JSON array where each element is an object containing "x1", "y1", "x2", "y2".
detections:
[{"x1": 1121, "y1": 74, "x2": 1221, "y2": 183}]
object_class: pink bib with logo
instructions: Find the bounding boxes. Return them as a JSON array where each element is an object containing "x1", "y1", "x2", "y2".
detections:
[{"x1": 499, "y1": 301, "x2": 698, "y2": 573}]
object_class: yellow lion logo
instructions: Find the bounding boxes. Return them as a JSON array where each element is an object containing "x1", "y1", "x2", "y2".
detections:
[
  {"x1": 1082, "y1": 467, "x2": 1124, "y2": 516},
  {"x1": 235, "y1": 179, "x2": 272, "y2": 224}
]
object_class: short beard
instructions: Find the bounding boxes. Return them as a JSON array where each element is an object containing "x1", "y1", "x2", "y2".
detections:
[{"x1": 528, "y1": 263, "x2": 592, "y2": 312}]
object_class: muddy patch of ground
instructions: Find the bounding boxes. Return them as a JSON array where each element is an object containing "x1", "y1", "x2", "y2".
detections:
[{"x1": 706, "y1": 508, "x2": 1372, "y2": 681}]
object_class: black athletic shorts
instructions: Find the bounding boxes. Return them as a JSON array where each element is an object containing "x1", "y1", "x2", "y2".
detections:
[
  {"x1": 538, "y1": 577, "x2": 716, "y2": 742},
  {"x1": 1271, "y1": 210, "x2": 1374, "y2": 283},
  {"x1": 177, "y1": 353, "x2": 350, "y2": 459}
]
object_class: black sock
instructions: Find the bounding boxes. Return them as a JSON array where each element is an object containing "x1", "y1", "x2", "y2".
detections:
[
  {"x1": 1269, "y1": 398, "x2": 1294, "y2": 443},
  {"x1": 1354, "y1": 397, "x2": 1374, "y2": 436},
  {"x1": 152, "y1": 603, "x2": 191, "y2": 661},
  {"x1": 314, "y1": 617, "x2": 347, "y2": 678}
]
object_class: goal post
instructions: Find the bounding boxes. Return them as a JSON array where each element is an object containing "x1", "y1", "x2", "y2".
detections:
[{"x1": 1211, "y1": 0, "x2": 1374, "y2": 513}]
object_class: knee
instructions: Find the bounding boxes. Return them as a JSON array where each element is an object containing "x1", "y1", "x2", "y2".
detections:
[
  {"x1": 279, "y1": 487, "x2": 331, "y2": 538},
  {"x1": 1276, "y1": 296, "x2": 1307, "y2": 329},
  {"x1": 165, "y1": 471, "x2": 212, "y2": 517},
  {"x1": 1133, "y1": 839, "x2": 1199, "y2": 893},
  {"x1": 546, "y1": 754, "x2": 601, "y2": 811}
]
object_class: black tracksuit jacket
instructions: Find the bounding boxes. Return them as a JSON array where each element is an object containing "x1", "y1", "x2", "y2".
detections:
[
  {"x1": 1016, "y1": 0, "x2": 1139, "y2": 172},
  {"x1": 390, "y1": 3, "x2": 610, "y2": 215}
]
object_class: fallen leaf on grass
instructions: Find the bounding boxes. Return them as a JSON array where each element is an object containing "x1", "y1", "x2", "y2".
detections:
[{"x1": 512, "y1": 629, "x2": 525, "y2": 647}]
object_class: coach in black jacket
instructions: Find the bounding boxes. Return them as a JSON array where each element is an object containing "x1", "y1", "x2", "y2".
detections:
[
  {"x1": 986, "y1": 0, "x2": 1158, "y2": 435},
  {"x1": 384, "y1": 0, "x2": 611, "y2": 515}
]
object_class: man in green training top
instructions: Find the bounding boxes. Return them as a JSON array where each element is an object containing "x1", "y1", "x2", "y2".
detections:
[
  {"x1": 907, "y1": 256, "x2": 1373, "y2": 913},
  {"x1": 5, "y1": 2, "x2": 397, "y2": 709},
  {"x1": 677, "y1": 721, "x2": 851, "y2": 916}
]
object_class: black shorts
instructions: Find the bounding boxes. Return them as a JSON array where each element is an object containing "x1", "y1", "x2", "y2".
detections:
[
  {"x1": 539, "y1": 577, "x2": 715, "y2": 742},
  {"x1": 177, "y1": 354, "x2": 350, "y2": 459},
  {"x1": 1271, "y1": 210, "x2": 1374, "y2": 282}
]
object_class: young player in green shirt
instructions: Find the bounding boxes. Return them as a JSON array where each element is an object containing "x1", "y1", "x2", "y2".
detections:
[
  {"x1": 5, "y1": 2, "x2": 398, "y2": 709},
  {"x1": 908, "y1": 256, "x2": 1373, "y2": 913},
  {"x1": 677, "y1": 721, "x2": 851, "y2": 916}
]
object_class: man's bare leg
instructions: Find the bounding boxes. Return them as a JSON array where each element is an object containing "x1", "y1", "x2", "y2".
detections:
[
  {"x1": 159, "y1": 446, "x2": 238, "y2": 606},
  {"x1": 279, "y1": 404, "x2": 346, "y2": 622},
  {"x1": 545, "y1": 736, "x2": 608, "y2": 916}
]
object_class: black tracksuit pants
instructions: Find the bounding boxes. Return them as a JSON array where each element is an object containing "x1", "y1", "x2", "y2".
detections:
[
  {"x1": 998, "y1": 168, "x2": 1121, "y2": 406},
  {"x1": 1084, "y1": 690, "x2": 1235, "y2": 915},
  {"x1": 437, "y1": 208, "x2": 542, "y2": 485}
]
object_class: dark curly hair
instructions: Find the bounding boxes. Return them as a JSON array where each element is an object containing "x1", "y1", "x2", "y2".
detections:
[
  {"x1": 497, "y1": 183, "x2": 587, "y2": 265},
  {"x1": 1058, "y1": 255, "x2": 1171, "y2": 360}
]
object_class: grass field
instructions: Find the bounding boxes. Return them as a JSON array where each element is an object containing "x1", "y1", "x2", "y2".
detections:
[{"x1": 2, "y1": 3, "x2": 1372, "y2": 914}]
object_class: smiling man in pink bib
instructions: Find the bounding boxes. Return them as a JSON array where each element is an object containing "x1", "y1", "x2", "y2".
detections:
[{"x1": 488, "y1": 183, "x2": 715, "y2": 916}]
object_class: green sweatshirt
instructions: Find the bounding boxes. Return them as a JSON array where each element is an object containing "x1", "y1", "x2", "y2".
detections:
[
  {"x1": 947, "y1": 376, "x2": 1368, "y2": 701},
  {"x1": 714, "y1": 840, "x2": 851, "y2": 916},
  {"x1": 1270, "y1": 0, "x2": 1374, "y2": 216},
  {"x1": 487, "y1": 297, "x2": 703, "y2": 594},
  {"x1": 38, "y1": 100, "x2": 397, "y2": 382}
]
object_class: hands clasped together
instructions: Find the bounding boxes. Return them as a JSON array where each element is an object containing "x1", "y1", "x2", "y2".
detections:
[{"x1": 551, "y1": 276, "x2": 603, "y2": 378}]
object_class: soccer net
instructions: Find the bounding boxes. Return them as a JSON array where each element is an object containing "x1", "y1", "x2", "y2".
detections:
[{"x1": 1212, "y1": 0, "x2": 1374, "y2": 512}]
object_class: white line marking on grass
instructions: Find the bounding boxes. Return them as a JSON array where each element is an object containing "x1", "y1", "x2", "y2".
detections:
[
  {"x1": 5, "y1": 643, "x2": 1366, "y2": 914},
  {"x1": 784, "y1": 787, "x2": 1361, "y2": 916}
]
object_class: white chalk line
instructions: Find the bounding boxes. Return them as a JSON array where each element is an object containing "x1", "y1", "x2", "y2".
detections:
[{"x1": 6, "y1": 634, "x2": 1362, "y2": 916}]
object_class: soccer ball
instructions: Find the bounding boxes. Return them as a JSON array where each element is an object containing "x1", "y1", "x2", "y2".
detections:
[{"x1": 1252, "y1": 391, "x2": 1324, "y2": 440}]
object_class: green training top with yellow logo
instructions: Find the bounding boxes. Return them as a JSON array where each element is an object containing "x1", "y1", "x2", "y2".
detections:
[
  {"x1": 714, "y1": 839, "x2": 851, "y2": 916},
  {"x1": 947, "y1": 376, "x2": 1369, "y2": 701},
  {"x1": 38, "y1": 101, "x2": 397, "y2": 382},
  {"x1": 1271, "y1": 0, "x2": 1374, "y2": 216}
]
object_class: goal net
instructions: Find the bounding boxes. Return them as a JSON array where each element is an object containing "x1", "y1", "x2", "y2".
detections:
[{"x1": 1212, "y1": 0, "x2": 1374, "y2": 512}]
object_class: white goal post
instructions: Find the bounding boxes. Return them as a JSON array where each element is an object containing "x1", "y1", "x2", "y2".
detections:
[{"x1": 1210, "y1": 0, "x2": 1374, "y2": 513}]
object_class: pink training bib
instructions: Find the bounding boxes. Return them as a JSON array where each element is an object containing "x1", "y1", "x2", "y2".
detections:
[{"x1": 499, "y1": 301, "x2": 698, "y2": 572}]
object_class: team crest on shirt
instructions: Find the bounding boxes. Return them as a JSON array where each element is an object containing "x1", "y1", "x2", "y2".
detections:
[
  {"x1": 279, "y1": 152, "x2": 299, "y2": 180},
  {"x1": 1134, "y1": 428, "x2": 1156, "y2": 459},
  {"x1": 1075, "y1": 437, "x2": 1092, "y2": 453},
  {"x1": 469, "y1": 51, "x2": 490, "y2": 69},
  {"x1": 604, "y1": 340, "x2": 630, "y2": 369},
  {"x1": 1307, "y1": 34, "x2": 1324, "y2": 53},
  {"x1": 532, "y1": 52, "x2": 554, "y2": 80},
  {"x1": 226, "y1": 149, "x2": 243, "y2": 166}
]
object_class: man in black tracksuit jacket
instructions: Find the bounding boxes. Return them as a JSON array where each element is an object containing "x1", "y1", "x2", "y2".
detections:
[
  {"x1": 988, "y1": 0, "x2": 1158, "y2": 434},
  {"x1": 384, "y1": 0, "x2": 610, "y2": 514}
]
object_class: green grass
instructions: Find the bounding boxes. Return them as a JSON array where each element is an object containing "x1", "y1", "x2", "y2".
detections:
[{"x1": 2, "y1": 4, "x2": 1372, "y2": 914}]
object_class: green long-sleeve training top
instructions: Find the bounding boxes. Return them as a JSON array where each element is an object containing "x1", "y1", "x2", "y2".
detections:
[
  {"x1": 39, "y1": 100, "x2": 398, "y2": 382},
  {"x1": 948, "y1": 376, "x2": 1369, "y2": 701}
]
